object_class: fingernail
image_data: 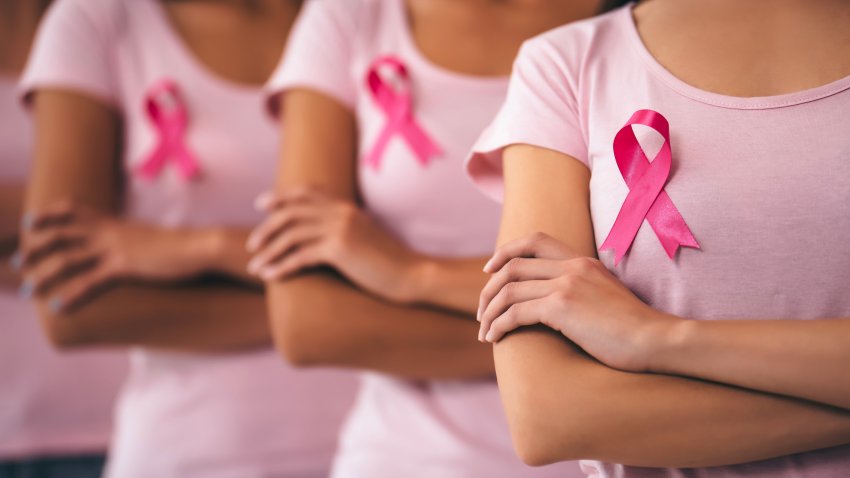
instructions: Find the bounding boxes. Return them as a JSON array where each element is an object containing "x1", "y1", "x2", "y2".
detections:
[
  {"x1": 485, "y1": 331, "x2": 494, "y2": 342},
  {"x1": 482, "y1": 258, "x2": 495, "y2": 273},
  {"x1": 260, "y1": 268, "x2": 276, "y2": 280},
  {"x1": 247, "y1": 259, "x2": 261, "y2": 273},
  {"x1": 9, "y1": 251, "x2": 22, "y2": 271},
  {"x1": 49, "y1": 297, "x2": 63, "y2": 313},
  {"x1": 18, "y1": 279, "x2": 34, "y2": 299},
  {"x1": 20, "y1": 213, "x2": 34, "y2": 231}
]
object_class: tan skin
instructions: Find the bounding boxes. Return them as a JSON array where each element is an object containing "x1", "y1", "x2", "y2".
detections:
[
  {"x1": 20, "y1": 0, "x2": 300, "y2": 352},
  {"x1": 475, "y1": 0, "x2": 850, "y2": 467},
  {"x1": 246, "y1": 0, "x2": 599, "y2": 379},
  {"x1": 0, "y1": 1, "x2": 51, "y2": 289}
]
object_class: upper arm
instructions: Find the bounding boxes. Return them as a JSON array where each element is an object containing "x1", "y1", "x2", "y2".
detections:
[
  {"x1": 27, "y1": 90, "x2": 121, "y2": 212},
  {"x1": 493, "y1": 145, "x2": 599, "y2": 464},
  {"x1": 274, "y1": 89, "x2": 357, "y2": 197}
]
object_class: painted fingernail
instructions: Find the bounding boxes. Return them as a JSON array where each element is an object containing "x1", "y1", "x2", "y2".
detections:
[
  {"x1": 482, "y1": 257, "x2": 495, "y2": 273},
  {"x1": 20, "y1": 213, "x2": 34, "y2": 231},
  {"x1": 9, "y1": 251, "x2": 23, "y2": 271},
  {"x1": 18, "y1": 279, "x2": 34, "y2": 299},
  {"x1": 485, "y1": 331, "x2": 495, "y2": 342},
  {"x1": 49, "y1": 297, "x2": 63, "y2": 313}
]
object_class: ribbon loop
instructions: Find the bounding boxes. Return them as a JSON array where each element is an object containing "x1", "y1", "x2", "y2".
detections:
[
  {"x1": 363, "y1": 56, "x2": 442, "y2": 170},
  {"x1": 600, "y1": 109, "x2": 699, "y2": 265},
  {"x1": 136, "y1": 79, "x2": 201, "y2": 181}
]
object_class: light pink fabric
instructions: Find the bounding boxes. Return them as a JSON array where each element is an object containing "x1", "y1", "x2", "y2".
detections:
[
  {"x1": 468, "y1": 5, "x2": 850, "y2": 477},
  {"x1": 0, "y1": 75, "x2": 127, "y2": 460},
  {"x1": 266, "y1": 1, "x2": 584, "y2": 476},
  {"x1": 20, "y1": 0, "x2": 358, "y2": 476}
]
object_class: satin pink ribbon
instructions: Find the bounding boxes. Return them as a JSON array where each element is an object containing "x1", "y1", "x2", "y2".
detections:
[
  {"x1": 363, "y1": 55, "x2": 442, "y2": 170},
  {"x1": 600, "y1": 109, "x2": 699, "y2": 265},
  {"x1": 136, "y1": 79, "x2": 200, "y2": 181}
]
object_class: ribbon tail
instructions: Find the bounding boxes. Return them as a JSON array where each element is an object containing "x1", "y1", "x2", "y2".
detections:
[
  {"x1": 174, "y1": 149, "x2": 200, "y2": 181},
  {"x1": 400, "y1": 121, "x2": 442, "y2": 167},
  {"x1": 135, "y1": 147, "x2": 167, "y2": 181},
  {"x1": 364, "y1": 124, "x2": 397, "y2": 170},
  {"x1": 646, "y1": 191, "x2": 701, "y2": 259}
]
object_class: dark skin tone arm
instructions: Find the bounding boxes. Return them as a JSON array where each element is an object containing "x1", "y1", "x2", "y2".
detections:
[{"x1": 23, "y1": 90, "x2": 271, "y2": 352}]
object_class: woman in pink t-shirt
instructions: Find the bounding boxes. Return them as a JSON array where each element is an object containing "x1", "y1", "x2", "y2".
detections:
[
  {"x1": 0, "y1": 3, "x2": 126, "y2": 477},
  {"x1": 468, "y1": 1, "x2": 850, "y2": 477},
  {"x1": 247, "y1": 0, "x2": 597, "y2": 476},
  {"x1": 18, "y1": 0, "x2": 357, "y2": 477}
]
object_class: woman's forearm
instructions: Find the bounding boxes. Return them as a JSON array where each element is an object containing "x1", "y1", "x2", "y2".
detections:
[
  {"x1": 498, "y1": 328, "x2": 850, "y2": 468},
  {"x1": 267, "y1": 271, "x2": 494, "y2": 380},
  {"x1": 407, "y1": 256, "x2": 490, "y2": 314},
  {"x1": 651, "y1": 317, "x2": 850, "y2": 410},
  {"x1": 37, "y1": 281, "x2": 272, "y2": 353}
]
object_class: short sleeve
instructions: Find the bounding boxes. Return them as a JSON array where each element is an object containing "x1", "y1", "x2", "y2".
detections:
[
  {"x1": 466, "y1": 38, "x2": 588, "y2": 202},
  {"x1": 19, "y1": 0, "x2": 120, "y2": 110},
  {"x1": 264, "y1": 0, "x2": 360, "y2": 117}
]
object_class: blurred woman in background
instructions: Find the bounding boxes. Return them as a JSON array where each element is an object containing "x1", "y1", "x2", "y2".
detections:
[
  {"x1": 0, "y1": 2, "x2": 126, "y2": 477},
  {"x1": 18, "y1": 0, "x2": 356, "y2": 476},
  {"x1": 248, "y1": 0, "x2": 598, "y2": 476}
]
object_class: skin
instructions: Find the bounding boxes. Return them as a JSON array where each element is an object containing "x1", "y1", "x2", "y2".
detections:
[
  {"x1": 20, "y1": 0, "x2": 300, "y2": 352},
  {"x1": 0, "y1": 1, "x2": 51, "y2": 289},
  {"x1": 249, "y1": 0, "x2": 599, "y2": 378},
  {"x1": 474, "y1": 0, "x2": 850, "y2": 467}
]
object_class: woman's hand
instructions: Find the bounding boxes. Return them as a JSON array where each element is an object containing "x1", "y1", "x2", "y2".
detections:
[
  {"x1": 18, "y1": 201, "x2": 218, "y2": 311},
  {"x1": 246, "y1": 187, "x2": 426, "y2": 303},
  {"x1": 477, "y1": 232, "x2": 680, "y2": 373}
]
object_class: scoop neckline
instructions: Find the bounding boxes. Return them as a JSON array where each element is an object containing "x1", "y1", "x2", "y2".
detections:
[
  {"x1": 145, "y1": 0, "x2": 266, "y2": 95},
  {"x1": 620, "y1": 3, "x2": 850, "y2": 110},
  {"x1": 391, "y1": 0, "x2": 509, "y2": 90}
]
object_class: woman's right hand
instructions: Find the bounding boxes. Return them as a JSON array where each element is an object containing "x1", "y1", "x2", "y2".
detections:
[{"x1": 17, "y1": 201, "x2": 220, "y2": 311}]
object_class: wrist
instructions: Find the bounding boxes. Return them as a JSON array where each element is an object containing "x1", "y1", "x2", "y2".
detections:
[
  {"x1": 643, "y1": 313, "x2": 698, "y2": 374},
  {"x1": 177, "y1": 227, "x2": 226, "y2": 275},
  {"x1": 395, "y1": 254, "x2": 434, "y2": 305}
]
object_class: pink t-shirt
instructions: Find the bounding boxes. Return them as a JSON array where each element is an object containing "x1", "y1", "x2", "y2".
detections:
[
  {"x1": 266, "y1": 1, "x2": 584, "y2": 477},
  {"x1": 468, "y1": 5, "x2": 850, "y2": 478},
  {"x1": 20, "y1": 0, "x2": 358, "y2": 476},
  {"x1": 0, "y1": 76, "x2": 127, "y2": 460}
]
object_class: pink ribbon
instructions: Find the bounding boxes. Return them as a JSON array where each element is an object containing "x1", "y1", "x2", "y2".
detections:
[
  {"x1": 600, "y1": 109, "x2": 699, "y2": 265},
  {"x1": 363, "y1": 55, "x2": 442, "y2": 170},
  {"x1": 136, "y1": 79, "x2": 200, "y2": 181}
]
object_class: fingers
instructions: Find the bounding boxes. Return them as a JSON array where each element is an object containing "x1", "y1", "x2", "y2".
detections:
[
  {"x1": 483, "y1": 232, "x2": 576, "y2": 273},
  {"x1": 19, "y1": 225, "x2": 88, "y2": 267},
  {"x1": 481, "y1": 299, "x2": 548, "y2": 343},
  {"x1": 21, "y1": 200, "x2": 85, "y2": 232},
  {"x1": 477, "y1": 257, "x2": 564, "y2": 321},
  {"x1": 246, "y1": 203, "x2": 321, "y2": 252},
  {"x1": 20, "y1": 248, "x2": 100, "y2": 299},
  {"x1": 254, "y1": 241, "x2": 327, "y2": 280},
  {"x1": 46, "y1": 262, "x2": 114, "y2": 313},
  {"x1": 247, "y1": 223, "x2": 325, "y2": 276},
  {"x1": 478, "y1": 279, "x2": 555, "y2": 341}
]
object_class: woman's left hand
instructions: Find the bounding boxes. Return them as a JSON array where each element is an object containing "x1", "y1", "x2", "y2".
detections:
[
  {"x1": 477, "y1": 232, "x2": 680, "y2": 373},
  {"x1": 246, "y1": 187, "x2": 426, "y2": 303}
]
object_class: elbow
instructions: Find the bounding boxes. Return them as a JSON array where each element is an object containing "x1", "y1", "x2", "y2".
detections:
[
  {"x1": 36, "y1": 305, "x2": 98, "y2": 350},
  {"x1": 501, "y1": 380, "x2": 593, "y2": 466},
  {"x1": 266, "y1": 283, "x2": 343, "y2": 368},
  {"x1": 507, "y1": 409, "x2": 585, "y2": 467}
]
